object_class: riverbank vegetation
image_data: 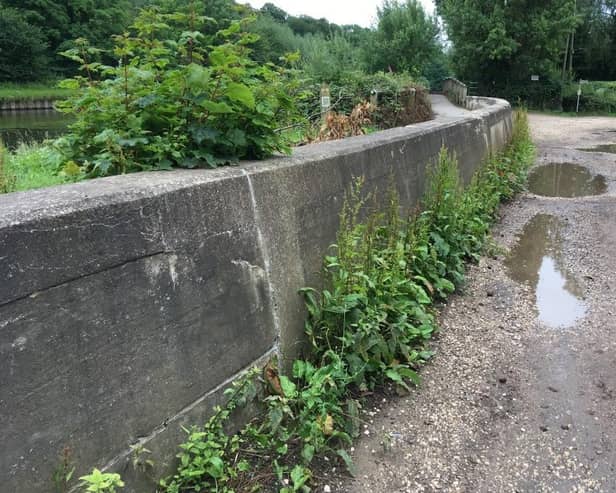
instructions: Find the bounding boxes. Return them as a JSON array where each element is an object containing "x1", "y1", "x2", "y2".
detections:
[
  {"x1": 0, "y1": 1, "x2": 439, "y2": 191},
  {"x1": 0, "y1": 141, "x2": 77, "y2": 193},
  {"x1": 0, "y1": 83, "x2": 72, "y2": 103},
  {"x1": 73, "y1": 110, "x2": 533, "y2": 493}
]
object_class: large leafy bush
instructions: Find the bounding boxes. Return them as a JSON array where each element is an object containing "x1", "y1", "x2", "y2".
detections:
[{"x1": 55, "y1": 7, "x2": 300, "y2": 176}]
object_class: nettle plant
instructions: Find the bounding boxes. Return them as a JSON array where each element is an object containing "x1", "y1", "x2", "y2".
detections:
[{"x1": 55, "y1": 5, "x2": 300, "y2": 177}]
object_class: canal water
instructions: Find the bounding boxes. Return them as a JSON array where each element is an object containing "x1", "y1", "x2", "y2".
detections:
[{"x1": 0, "y1": 110, "x2": 70, "y2": 150}]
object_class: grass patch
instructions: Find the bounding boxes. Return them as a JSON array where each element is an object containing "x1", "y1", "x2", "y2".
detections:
[
  {"x1": 0, "y1": 82, "x2": 72, "y2": 102},
  {"x1": 0, "y1": 140, "x2": 80, "y2": 193}
]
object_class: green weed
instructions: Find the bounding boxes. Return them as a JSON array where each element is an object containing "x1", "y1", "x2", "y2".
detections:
[
  {"x1": 78, "y1": 469, "x2": 124, "y2": 493},
  {"x1": 0, "y1": 142, "x2": 80, "y2": 193},
  {"x1": 51, "y1": 446, "x2": 75, "y2": 493}
]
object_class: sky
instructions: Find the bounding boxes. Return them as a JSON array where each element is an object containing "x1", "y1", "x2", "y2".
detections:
[{"x1": 243, "y1": 0, "x2": 436, "y2": 28}]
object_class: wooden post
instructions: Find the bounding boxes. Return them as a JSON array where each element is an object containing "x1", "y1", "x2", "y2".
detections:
[{"x1": 320, "y1": 83, "x2": 331, "y2": 121}]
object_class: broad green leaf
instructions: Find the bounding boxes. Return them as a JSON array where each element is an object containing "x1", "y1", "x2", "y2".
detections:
[
  {"x1": 226, "y1": 82, "x2": 255, "y2": 109},
  {"x1": 337, "y1": 449, "x2": 357, "y2": 477},
  {"x1": 201, "y1": 100, "x2": 233, "y2": 114},
  {"x1": 279, "y1": 376, "x2": 297, "y2": 399},
  {"x1": 301, "y1": 444, "x2": 315, "y2": 464}
]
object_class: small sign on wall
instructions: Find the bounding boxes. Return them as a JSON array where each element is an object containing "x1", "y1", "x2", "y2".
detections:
[{"x1": 531, "y1": 75, "x2": 540, "y2": 81}]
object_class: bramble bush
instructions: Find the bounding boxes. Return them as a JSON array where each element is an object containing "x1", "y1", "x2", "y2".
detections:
[{"x1": 55, "y1": 6, "x2": 301, "y2": 177}]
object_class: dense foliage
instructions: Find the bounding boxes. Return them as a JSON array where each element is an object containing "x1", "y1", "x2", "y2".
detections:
[
  {"x1": 436, "y1": 0, "x2": 616, "y2": 108},
  {"x1": 54, "y1": 8, "x2": 300, "y2": 176},
  {"x1": 0, "y1": 0, "x2": 136, "y2": 80},
  {"x1": 574, "y1": 0, "x2": 616, "y2": 81},
  {"x1": 436, "y1": 0, "x2": 578, "y2": 106},
  {"x1": 0, "y1": 0, "x2": 448, "y2": 89},
  {"x1": 563, "y1": 80, "x2": 616, "y2": 113},
  {"x1": 366, "y1": 0, "x2": 442, "y2": 76}
]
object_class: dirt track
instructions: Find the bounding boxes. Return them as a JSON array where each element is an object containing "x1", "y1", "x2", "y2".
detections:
[{"x1": 329, "y1": 113, "x2": 616, "y2": 492}]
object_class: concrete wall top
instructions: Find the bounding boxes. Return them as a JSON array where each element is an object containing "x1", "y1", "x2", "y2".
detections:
[{"x1": 0, "y1": 96, "x2": 512, "y2": 493}]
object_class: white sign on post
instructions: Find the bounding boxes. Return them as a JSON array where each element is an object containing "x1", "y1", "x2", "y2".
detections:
[{"x1": 531, "y1": 75, "x2": 540, "y2": 81}]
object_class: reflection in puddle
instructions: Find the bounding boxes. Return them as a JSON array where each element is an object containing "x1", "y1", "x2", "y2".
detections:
[
  {"x1": 506, "y1": 215, "x2": 587, "y2": 328},
  {"x1": 528, "y1": 163, "x2": 607, "y2": 197},
  {"x1": 578, "y1": 143, "x2": 616, "y2": 154}
]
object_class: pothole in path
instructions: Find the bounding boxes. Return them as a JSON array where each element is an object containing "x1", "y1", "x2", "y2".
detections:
[
  {"x1": 505, "y1": 214, "x2": 587, "y2": 329},
  {"x1": 528, "y1": 163, "x2": 607, "y2": 197},
  {"x1": 578, "y1": 143, "x2": 616, "y2": 154}
]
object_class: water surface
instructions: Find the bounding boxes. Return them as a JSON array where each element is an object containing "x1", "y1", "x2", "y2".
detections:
[
  {"x1": 0, "y1": 110, "x2": 70, "y2": 149},
  {"x1": 528, "y1": 163, "x2": 607, "y2": 197},
  {"x1": 506, "y1": 214, "x2": 587, "y2": 328}
]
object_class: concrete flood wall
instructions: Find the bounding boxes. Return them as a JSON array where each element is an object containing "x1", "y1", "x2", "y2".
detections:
[
  {"x1": 0, "y1": 97, "x2": 512, "y2": 492},
  {"x1": 0, "y1": 99, "x2": 57, "y2": 111},
  {"x1": 443, "y1": 78, "x2": 469, "y2": 107}
]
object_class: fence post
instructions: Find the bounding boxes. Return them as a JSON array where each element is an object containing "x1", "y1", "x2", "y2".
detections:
[{"x1": 320, "y1": 83, "x2": 331, "y2": 121}]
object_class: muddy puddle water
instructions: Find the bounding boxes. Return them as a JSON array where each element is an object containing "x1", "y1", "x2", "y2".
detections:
[
  {"x1": 505, "y1": 215, "x2": 587, "y2": 328},
  {"x1": 579, "y1": 143, "x2": 616, "y2": 154},
  {"x1": 528, "y1": 163, "x2": 607, "y2": 197}
]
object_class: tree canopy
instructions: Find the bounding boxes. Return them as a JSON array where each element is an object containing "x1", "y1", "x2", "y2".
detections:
[
  {"x1": 436, "y1": 0, "x2": 578, "y2": 92},
  {"x1": 367, "y1": 0, "x2": 442, "y2": 75},
  {"x1": 0, "y1": 0, "x2": 445, "y2": 86}
]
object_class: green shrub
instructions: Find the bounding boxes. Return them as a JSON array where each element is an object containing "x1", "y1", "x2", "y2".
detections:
[
  {"x1": 562, "y1": 81, "x2": 616, "y2": 114},
  {"x1": 55, "y1": 7, "x2": 301, "y2": 177}
]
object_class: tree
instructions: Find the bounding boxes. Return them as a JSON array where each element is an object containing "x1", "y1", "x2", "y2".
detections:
[
  {"x1": 365, "y1": 0, "x2": 442, "y2": 75},
  {"x1": 0, "y1": 7, "x2": 49, "y2": 81},
  {"x1": 260, "y1": 2, "x2": 288, "y2": 23},
  {"x1": 436, "y1": 0, "x2": 578, "y2": 101},
  {"x1": 574, "y1": 0, "x2": 616, "y2": 80},
  {"x1": 0, "y1": 0, "x2": 135, "y2": 77}
]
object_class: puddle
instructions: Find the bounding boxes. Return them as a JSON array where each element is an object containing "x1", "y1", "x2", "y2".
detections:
[
  {"x1": 528, "y1": 163, "x2": 607, "y2": 197},
  {"x1": 505, "y1": 215, "x2": 587, "y2": 328},
  {"x1": 578, "y1": 143, "x2": 616, "y2": 154}
]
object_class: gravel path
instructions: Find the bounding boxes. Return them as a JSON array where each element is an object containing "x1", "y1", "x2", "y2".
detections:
[{"x1": 327, "y1": 113, "x2": 616, "y2": 492}]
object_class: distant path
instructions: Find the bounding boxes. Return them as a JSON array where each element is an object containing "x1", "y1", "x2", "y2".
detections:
[
  {"x1": 429, "y1": 94, "x2": 472, "y2": 119},
  {"x1": 329, "y1": 113, "x2": 616, "y2": 492}
]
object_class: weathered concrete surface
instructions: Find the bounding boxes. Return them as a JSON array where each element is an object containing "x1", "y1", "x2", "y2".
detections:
[
  {"x1": 443, "y1": 78, "x2": 468, "y2": 107},
  {"x1": 0, "y1": 96, "x2": 511, "y2": 492},
  {"x1": 333, "y1": 114, "x2": 616, "y2": 492},
  {"x1": 0, "y1": 99, "x2": 57, "y2": 111}
]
